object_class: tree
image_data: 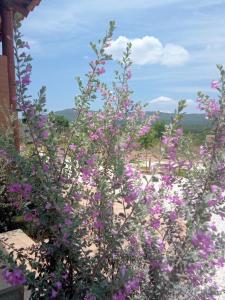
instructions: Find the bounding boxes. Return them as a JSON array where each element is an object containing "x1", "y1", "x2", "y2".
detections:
[
  {"x1": 49, "y1": 113, "x2": 70, "y2": 134},
  {"x1": 139, "y1": 120, "x2": 165, "y2": 150}
]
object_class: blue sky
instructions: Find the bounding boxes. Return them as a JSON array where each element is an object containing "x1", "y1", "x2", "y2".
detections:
[{"x1": 21, "y1": 0, "x2": 225, "y2": 113}]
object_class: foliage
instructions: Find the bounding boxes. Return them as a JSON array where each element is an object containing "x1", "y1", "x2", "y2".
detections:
[
  {"x1": 0, "y1": 21, "x2": 225, "y2": 300},
  {"x1": 49, "y1": 112, "x2": 70, "y2": 134},
  {"x1": 139, "y1": 120, "x2": 165, "y2": 149}
]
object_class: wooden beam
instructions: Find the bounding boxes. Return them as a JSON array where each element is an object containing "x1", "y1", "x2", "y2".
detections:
[
  {"x1": 1, "y1": 6, "x2": 20, "y2": 150},
  {"x1": 11, "y1": 3, "x2": 29, "y2": 17}
]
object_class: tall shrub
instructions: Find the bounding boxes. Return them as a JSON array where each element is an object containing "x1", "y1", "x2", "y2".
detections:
[{"x1": 0, "y1": 21, "x2": 225, "y2": 300}]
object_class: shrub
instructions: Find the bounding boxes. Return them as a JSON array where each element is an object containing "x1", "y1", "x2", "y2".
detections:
[{"x1": 0, "y1": 21, "x2": 225, "y2": 300}]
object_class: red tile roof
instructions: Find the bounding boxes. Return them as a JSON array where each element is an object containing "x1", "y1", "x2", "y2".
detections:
[{"x1": 0, "y1": 0, "x2": 41, "y2": 38}]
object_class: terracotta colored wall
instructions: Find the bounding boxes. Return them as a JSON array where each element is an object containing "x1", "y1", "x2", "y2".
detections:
[{"x1": 0, "y1": 55, "x2": 12, "y2": 133}]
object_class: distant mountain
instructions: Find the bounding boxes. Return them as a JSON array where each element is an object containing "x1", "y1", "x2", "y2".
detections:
[
  {"x1": 55, "y1": 109, "x2": 76, "y2": 121},
  {"x1": 55, "y1": 108, "x2": 211, "y2": 132}
]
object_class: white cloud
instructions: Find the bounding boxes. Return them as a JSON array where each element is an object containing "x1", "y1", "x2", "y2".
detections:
[
  {"x1": 106, "y1": 36, "x2": 190, "y2": 66},
  {"x1": 150, "y1": 96, "x2": 177, "y2": 104},
  {"x1": 148, "y1": 96, "x2": 198, "y2": 113}
]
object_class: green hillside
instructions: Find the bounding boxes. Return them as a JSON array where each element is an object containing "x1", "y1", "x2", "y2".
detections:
[{"x1": 55, "y1": 109, "x2": 211, "y2": 132}]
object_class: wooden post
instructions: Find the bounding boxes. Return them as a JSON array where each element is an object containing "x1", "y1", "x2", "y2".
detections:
[{"x1": 1, "y1": 6, "x2": 20, "y2": 150}]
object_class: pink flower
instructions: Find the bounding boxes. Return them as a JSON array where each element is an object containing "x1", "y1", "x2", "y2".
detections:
[
  {"x1": 45, "y1": 202, "x2": 52, "y2": 210},
  {"x1": 144, "y1": 231, "x2": 152, "y2": 247},
  {"x1": 169, "y1": 211, "x2": 177, "y2": 222},
  {"x1": 86, "y1": 157, "x2": 95, "y2": 166},
  {"x1": 211, "y1": 80, "x2": 220, "y2": 89},
  {"x1": 25, "y1": 64, "x2": 32, "y2": 73},
  {"x1": 69, "y1": 144, "x2": 76, "y2": 151},
  {"x1": 24, "y1": 42, "x2": 30, "y2": 49},
  {"x1": 139, "y1": 125, "x2": 150, "y2": 136},
  {"x1": 150, "y1": 204, "x2": 163, "y2": 215},
  {"x1": 161, "y1": 262, "x2": 173, "y2": 273},
  {"x1": 126, "y1": 69, "x2": 132, "y2": 80},
  {"x1": 89, "y1": 132, "x2": 99, "y2": 141},
  {"x1": 96, "y1": 67, "x2": 105, "y2": 75},
  {"x1": 211, "y1": 185, "x2": 218, "y2": 193},
  {"x1": 156, "y1": 239, "x2": 165, "y2": 252}
]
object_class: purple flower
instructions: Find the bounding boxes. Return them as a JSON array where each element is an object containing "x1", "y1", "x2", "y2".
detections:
[
  {"x1": 8, "y1": 183, "x2": 21, "y2": 193},
  {"x1": 65, "y1": 219, "x2": 73, "y2": 227},
  {"x1": 41, "y1": 130, "x2": 49, "y2": 140},
  {"x1": 21, "y1": 74, "x2": 31, "y2": 85},
  {"x1": 55, "y1": 281, "x2": 62, "y2": 290},
  {"x1": 112, "y1": 292, "x2": 126, "y2": 300},
  {"x1": 21, "y1": 183, "x2": 32, "y2": 200},
  {"x1": 50, "y1": 289, "x2": 58, "y2": 299},
  {"x1": 93, "y1": 220, "x2": 104, "y2": 230},
  {"x1": 124, "y1": 191, "x2": 138, "y2": 205},
  {"x1": 192, "y1": 230, "x2": 215, "y2": 257},
  {"x1": 186, "y1": 262, "x2": 203, "y2": 284},
  {"x1": 37, "y1": 115, "x2": 47, "y2": 128},
  {"x1": 168, "y1": 195, "x2": 184, "y2": 206},
  {"x1": 2, "y1": 268, "x2": 26, "y2": 286},
  {"x1": 124, "y1": 276, "x2": 141, "y2": 296},
  {"x1": 43, "y1": 164, "x2": 49, "y2": 172},
  {"x1": 24, "y1": 213, "x2": 33, "y2": 222},
  {"x1": 94, "y1": 192, "x2": 102, "y2": 201},
  {"x1": 64, "y1": 204, "x2": 73, "y2": 214},
  {"x1": 150, "y1": 218, "x2": 160, "y2": 230},
  {"x1": 84, "y1": 293, "x2": 96, "y2": 300},
  {"x1": 86, "y1": 157, "x2": 95, "y2": 166}
]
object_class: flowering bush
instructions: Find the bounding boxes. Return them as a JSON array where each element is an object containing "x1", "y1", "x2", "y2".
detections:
[{"x1": 1, "y1": 21, "x2": 225, "y2": 300}]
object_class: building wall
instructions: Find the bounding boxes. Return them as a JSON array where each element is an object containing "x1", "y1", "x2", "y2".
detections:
[{"x1": 0, "y1": 55, "x2": 12, "y2": 134}]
